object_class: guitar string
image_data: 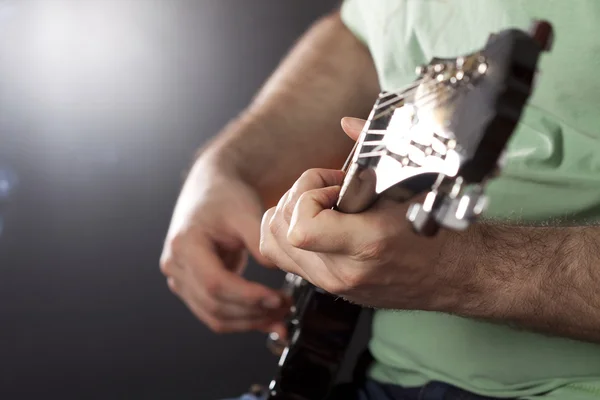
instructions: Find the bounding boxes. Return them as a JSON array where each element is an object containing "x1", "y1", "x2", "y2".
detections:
[
  {"x1": 376, "y1": 38, "x2": 537, "y2": 116},
  {"x1": 361, "y1": 82, "x2": 460, "y2": 145},
  {"x1": 301, "y1": 53, "x2": 509, "y2": 288},
  {"x1": 292, "y1": 41, "x2": 540, "y2": 291},
  {"x1": 357, "y1": 87, "x2": 462, "y2": 160},
  {"x1": 371, "y1": 78, "x2": 427, "y2": 111},
  {"x1": 369, "y1": 43, "x2": 506, "y2": 117},
  {"x1": 340, "y1": 81, "x2": 450, "y2": 168},
  {"x1": 374, "y1": 79, "x2": 462, "y2": 119},
  {"x1": 372, "y1": 67, "x2": 468, "y2": 114},
  {"x1": 342, "y1": 42, "x2": 512, "y2": 169}
]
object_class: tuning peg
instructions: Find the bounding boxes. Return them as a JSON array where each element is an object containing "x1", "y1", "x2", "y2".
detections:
[
  {"x1": 415, "y1": 64, "x2": 427, "y2": 77},
  {"x1": 529, "y1": 20, "x2": 553, "y2": 52},
  {"x1": 407, "y1": 191, "x2": 440, "y2": 236},
  {"x1": 434, "y1": 186, "x2": 488, "y2": 231}
]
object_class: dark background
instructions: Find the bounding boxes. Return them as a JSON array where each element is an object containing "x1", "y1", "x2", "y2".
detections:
[{"x1": 0, "y1": 1, "x2": 340, "y2": 398}]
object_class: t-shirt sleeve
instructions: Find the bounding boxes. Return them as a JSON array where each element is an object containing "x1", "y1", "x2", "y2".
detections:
[{"x1": 340, "y1": 0, "x2": 368, "y2": 45}]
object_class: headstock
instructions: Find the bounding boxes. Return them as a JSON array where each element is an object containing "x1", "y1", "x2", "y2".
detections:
[{"x1": 337, "y1": 21, "x2": 553, "y2": 235}]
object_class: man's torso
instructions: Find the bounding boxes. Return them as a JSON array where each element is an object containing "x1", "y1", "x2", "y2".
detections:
[{"x1": 341, "y1": 1, "x2": 600, "y2": 398}]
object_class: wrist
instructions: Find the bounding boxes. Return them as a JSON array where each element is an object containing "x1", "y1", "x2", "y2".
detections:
[{"x1": 439, "y1": 223, "x2": 543, "y2": 321}]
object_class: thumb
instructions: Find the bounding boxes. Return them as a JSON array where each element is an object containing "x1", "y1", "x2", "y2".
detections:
[
  {"x1": 341, "y1": 117, "x2": 367, "y2": 142},
  {"x1": 236, "y1": 211, "x2": 277, "y2": 268}
]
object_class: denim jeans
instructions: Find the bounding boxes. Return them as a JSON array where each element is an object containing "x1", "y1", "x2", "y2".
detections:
[{"x1": 224, "y1": 379, "x2": 513, "y2": 400}]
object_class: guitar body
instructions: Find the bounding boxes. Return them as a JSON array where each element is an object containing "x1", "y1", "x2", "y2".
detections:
[
  {"x1": 267, "y1": 282, "x2": 362, "y2": 400},
  {"x1": 261, "y1": 21, "x2": 554, "y2": 400}
]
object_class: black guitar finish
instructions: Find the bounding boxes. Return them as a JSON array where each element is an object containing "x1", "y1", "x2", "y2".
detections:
[
  {"x1": 262, "y1": 21, "x2": 554, "y2": 400},
  {"x1": 267, "y1": 282, "x2": 361, "y2": 400}
]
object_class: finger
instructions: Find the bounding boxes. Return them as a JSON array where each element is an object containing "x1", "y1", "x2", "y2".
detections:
[
  {"x1": 274, "y1": 189, "x2": 292, "y2": 223},
  {"x1": 212, "y1": 269, "x2": 290, "y2": 309},
  {"x1": 341, "y1": 117, "x2": 367, "y2": 141},
  {"x1": 287, "y1": 185, "x2": 389, "y2": 254},
  {"x1": 185, "y1": 297, "x2": 287, "y2": 334},
  {"x1": 287, "y1": 186, "x2": 349, "y2": 253},
  {"x1": 263, "y1": 205, "x2": 336, "y2": 291},
  {"x1": 282, "y1": 168, "x2": 345, "y2": 224},
  {"x1": 235, "y1": 210, "x2": 277, "y2": 268},
  {"x1": 159, "y1": 239, "x2": 186, "y2": 278},
  {"x1": 168, "y1": 271, "x2": 284, "y2": 321},
  {"x1": 166, "y1": 276, "x2": 179, "y2": 293},
  {"x1": 189, "y1": 240, "x2": 288, "y2": 310},
  {"x1": 171, "y1": 272, "x2": 290, "y2": 332},
  {"x1": 260, "y1": 207, "x2": 305, "y2": 278},
  {"x1": 191, "y1": 287, "x2": 289, "y2": 321}
]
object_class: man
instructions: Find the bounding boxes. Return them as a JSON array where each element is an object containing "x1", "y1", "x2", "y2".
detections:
[{"x1": 160, "y1": 1, "x2": 600, "y2": 399}]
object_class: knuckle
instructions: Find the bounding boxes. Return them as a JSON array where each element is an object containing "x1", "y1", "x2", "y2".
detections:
[
  {"x1": 263, "y1": 207, "x2": 276, "y2": 224},
  {"x1": 287, "y1": 222, "x2": 311, "y2": 249},
  {"x1": 372, "y1": 213, "x2": 401, "y2": 240},
  {"x1": 268, "y1": 217, "x2": 278, "y2": 234},
  {"x1": 321, "y1": 277, "x2": 348, "y2": 296},
  {"x1": 203, "y1": 298, "x2": 221, "y2": 317},
  {"x1": 204, "y1": 279, "x2": 222, "y2": 297},
  {"x1": 159, "y1": 258, "x2": 176, "y2": 276},
  {"x1": 339, "y1": 270, "x2": 364, "y2": 291},
  {"x1": 259, "y1": 236, "x2": 275, "y2": 262},
  {"x1": 298, "y1": 168, "x2": 324, "y2": 187},
  {"x1": 297, "y1": 190, "x2": 314, "y2": 207},
  {"x1": 267, "y1": 210, "x2": 283, "y2": 235},
  {"x1": 299, "y1": 168, "x2": 318, "y2": 182},
  {"x1": 167, "y1": 232, "x2": 187, "y2": 254},
  {"x1": 282, "y1": 201, "x2": 295, "y2": 223},
  {"x1": 166, "y1": 277, "x2": 179, "y2": 294},
  {"x1": 324, "y1": 270, "x2": 364, "y2": 295}
]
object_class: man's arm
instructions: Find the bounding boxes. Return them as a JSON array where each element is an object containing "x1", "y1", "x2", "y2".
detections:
[
  {"x1": 257, "y1": 135, "x2": 600, "y2": 343},
  {"x1": 447, "y1": 223, "x2": 600, "y2": 343},
  {"x1": 200, "y1": 10, "x2": 380, "y2": 208},
  {"x1": 160, "y1": 10, "x2": 380, "y2": 335}
]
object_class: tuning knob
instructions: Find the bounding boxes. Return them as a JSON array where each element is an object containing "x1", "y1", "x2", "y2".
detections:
[
  {"x1": 407, "y1": 191, "x2": 440, "y2": 236},
  {"x1": 529, "y1": 20, "x2": 554, "y2": 52},
  {"x1": 435, "y1": 187, "x2": 488, "y2": 231}
]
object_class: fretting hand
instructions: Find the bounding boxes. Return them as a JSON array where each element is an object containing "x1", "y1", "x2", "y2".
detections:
[{"x1": 259, "y1": 118, "x2": 466, "y2": 310}]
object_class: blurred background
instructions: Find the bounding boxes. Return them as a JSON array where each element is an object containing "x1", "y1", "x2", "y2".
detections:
[{"x1": 0, "y1": 1, "x2": 339, "y2": 398}]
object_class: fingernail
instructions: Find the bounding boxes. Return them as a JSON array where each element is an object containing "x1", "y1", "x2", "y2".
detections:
[
  {"x1": 341, "y1": 117, "x2": 365, "y2": 131},
  {"x1": 262, "y1": 296, "x2": 282, "y2": 309}
]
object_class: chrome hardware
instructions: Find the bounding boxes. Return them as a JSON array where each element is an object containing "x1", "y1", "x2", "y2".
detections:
[
  {"x1": 266, "y1": 272, "x2": 305, "y2": 356},
  {"x1": 266, "y1": 332, "x2": 288, "y2": 356},
  {"x1": 407, "y1": 191, "x2": 440, "y2": 235},
  {"x1": 407, "y1": 178, "x2": 489, "y2": 234},
  {"x1": 435, "y1": 186, "x2": 488, "y2": 231},
  {"x1": 477, "y1": 62, "x2": 488, "y2": 74}
]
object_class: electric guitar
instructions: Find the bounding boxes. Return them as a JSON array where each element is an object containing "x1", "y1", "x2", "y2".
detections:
[{"x1": 261, "y1": 20, "x2": 554, "y2": 400}]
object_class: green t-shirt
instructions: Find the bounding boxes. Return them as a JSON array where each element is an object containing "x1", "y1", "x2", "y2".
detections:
[{"x1": 341, "y1": 1, "x2": 600, "y2": 399}]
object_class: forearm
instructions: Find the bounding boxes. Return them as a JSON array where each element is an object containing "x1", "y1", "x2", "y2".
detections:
[
  {"x1": 199, "y1": 11, "x2": 379, "y2": 208},
  {"x1": 445, "y1": 223, "x2": 600, "y2": 342}
]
